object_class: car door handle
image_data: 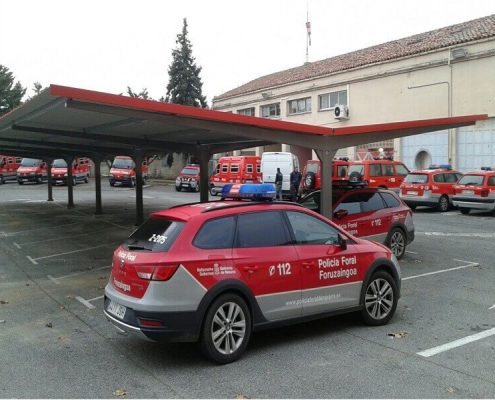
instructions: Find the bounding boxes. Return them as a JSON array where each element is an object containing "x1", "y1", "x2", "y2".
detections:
[{"x1": 243, "y1": 265, "x2": 259, "y2": 274}]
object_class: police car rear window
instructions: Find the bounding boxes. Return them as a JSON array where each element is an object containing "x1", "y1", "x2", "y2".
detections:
[
  {"x1": 404, "y1": 174, "x2": 428, "y2": 183},
  {"x1": 124, "y1": 218, "x2": 184, "y2": 252},
  {"x1": 458, "y1": 175, "x2": 484, "y2": 186}
]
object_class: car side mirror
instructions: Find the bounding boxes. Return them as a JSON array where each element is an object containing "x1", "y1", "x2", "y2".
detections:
[
  {"x1": 334, "y1": 209, "x2": 348, "y2": 219},
  {"x1": 338, "y1": 234, "x2": 347, "y2": 250}
]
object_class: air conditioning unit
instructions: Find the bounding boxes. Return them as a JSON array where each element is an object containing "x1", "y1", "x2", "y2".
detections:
[{"x1": 334, "y1": 104, "x2": 349, "y2": 120}]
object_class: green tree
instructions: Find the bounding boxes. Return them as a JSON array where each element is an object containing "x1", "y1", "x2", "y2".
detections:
[
  {"x1": 166, "y1": 18, "x2": 207, "y2": 108},
  {"x1": 0, "y1": 65, "x2": 26, "y2": 114},
  {"x1": 33, "y1": 82, "x2": 43, "y2": 96},
  {"x1": 126, "y1": 86, "x2": 152, "y2": 100}
]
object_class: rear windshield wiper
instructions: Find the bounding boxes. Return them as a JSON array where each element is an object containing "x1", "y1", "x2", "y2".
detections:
[{"x1": 126, "y1": 244, "x2": 152, "y2": 251}]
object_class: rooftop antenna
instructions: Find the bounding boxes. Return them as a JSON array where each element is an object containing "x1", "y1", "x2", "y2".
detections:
[{"x1": 305, "y1": 1, "x2": 311, "y2": 64}]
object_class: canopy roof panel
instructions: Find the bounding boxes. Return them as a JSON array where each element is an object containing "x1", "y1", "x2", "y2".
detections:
[{"x1": 0, "y1": 84, "x2": 488, "y2": 159}]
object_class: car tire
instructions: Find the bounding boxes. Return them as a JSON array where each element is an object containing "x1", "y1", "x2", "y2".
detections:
[
  {"x1": 175, "y1": 185, "x2": 181, "y2": 192},
  {"x1": 460, "y1": 208, "x2": 470, "y2": 215},
  {"x1": 195, "y1": 184, "x2": 200, "y2": 193},
  {"x1": 84, "y1": 175, "x2": 89, "y2": 183},
  {"x1": 387, "y1": 227, "x2": 406, "y2": 259},
  {"x1": 199, "y1": 293, "x2": 251, "y2": 364},
  {"x1": 110, "y1": 182, "x2": 115, "y2": 187},
  {"x1": 360, "y1": 270, "x2": 398, "y2": 326},
  {"x1": 438, "y1": 195, "x2": 449, "y2": 212},
  {"x1": 130, "y1": 179, "x2": 135, "y2": 188},
  {"x1": 0, "y1": 176, "x2": 4, "y2": 185},
  {"x1": 305, "y1": 172, "x2": 316, "y2": 190},
  {"x1": 408, "y1": 204, "x2": 417, "y2": 210},
  {"x1": 36, "y1": 176, "x2": 42, "y2": 184},
  {"x1": 18, "y1": 180, "x2": 23, "y2": 185},
  {"x1": 209, "y1": 185, "x2": 216, "y2": 196},
  {"x1": 72, "y1": 177, "x2": 77, "y2": 186}
]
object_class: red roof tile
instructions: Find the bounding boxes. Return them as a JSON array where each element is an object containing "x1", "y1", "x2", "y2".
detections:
[{"x1": 214, "y1": 14, "x2": 495, "y2": 101}]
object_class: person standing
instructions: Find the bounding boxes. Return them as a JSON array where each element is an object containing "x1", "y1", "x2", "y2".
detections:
[
  {"x1": 275, "y1": 167, "x2": 283, "y2": 200},
  {"x1": 290, "y1": 167, "x2": 302, "y2": 202}
]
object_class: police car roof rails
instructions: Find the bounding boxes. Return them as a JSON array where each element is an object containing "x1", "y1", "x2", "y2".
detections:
[
  {"x1": 220, "y1": 183, "x2": 276, "y2": 201},
  {"x1": 428, "y1": 164, "x2": 452, "y2": 170},
  {"x1": 480, "y1": 166, "x2": 492, "y2": 171}
]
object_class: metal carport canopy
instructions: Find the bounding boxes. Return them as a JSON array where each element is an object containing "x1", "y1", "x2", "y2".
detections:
[{"x1": 0, "y1": 84, "x2": 488, "y2": 222}]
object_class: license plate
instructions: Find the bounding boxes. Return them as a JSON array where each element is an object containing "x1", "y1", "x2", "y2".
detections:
[
  {"x1": 463, "y1": 190, "x2": 474, "y2": 195},
  {"x1": 407, "y1": 191, "x2": 417, "y2": 195},
  {"x1": 107, "y1": 300, "x2": 126, "y2": 319},
  {"x1": 181, "y1": 183, "x2": 189, "y2": 186}
]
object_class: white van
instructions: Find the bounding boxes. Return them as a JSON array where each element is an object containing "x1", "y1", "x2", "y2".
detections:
[{"x1": 261, "y1": 152, "x2": 300, "y2": 197}]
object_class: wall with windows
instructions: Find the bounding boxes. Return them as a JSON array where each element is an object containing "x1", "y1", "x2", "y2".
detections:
[{"x1": 212, "y1": 37, "x2": 495, "y2": 168}]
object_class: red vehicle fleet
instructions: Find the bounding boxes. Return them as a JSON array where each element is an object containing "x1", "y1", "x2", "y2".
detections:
[
  {"x1": 104, "y1": 184, "x2": 401, "y2": 363},
  {"x1": 346, "y1": 159, "x2": 410, "y2": 192},
  {"x1": 399, "y1": 165, "x2": 463, "y2": 211},
  {"x1": 209, "y1": 156, "x2": 261, "y2": 195},
  {"x1": 17, "y1": 158, "x2": 48, "y2": 184},
  {"x1": 0, "y1": 155, "x2": 22, "y2": 184},
  {"x1": 452, "y1": 167, "x2": 495, "y2": 214},
  {"x1": 109, "y1": 156, "x2": 149, "y2": 187},
  {"x1": 51, "y1": 157, "x2": 91, "y2": 185}
]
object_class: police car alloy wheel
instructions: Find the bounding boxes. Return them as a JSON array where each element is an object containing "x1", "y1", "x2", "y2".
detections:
[
  {"x1": 388, "y1": 228, "x2": 406, "y2": 259},
  {"x1": 438, "y1": 195, "x2": 449, "y2": 212},
  {"x1": 200, "y1": 293, "x2": 252, "y2": 364},
  {"x1": 361, "y1": 271, "x2": 398, "y2": 326}
]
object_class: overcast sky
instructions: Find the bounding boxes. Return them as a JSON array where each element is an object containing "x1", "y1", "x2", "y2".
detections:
[{"x1": 1, "y1": 0, "x2": 494, "y2": 104}]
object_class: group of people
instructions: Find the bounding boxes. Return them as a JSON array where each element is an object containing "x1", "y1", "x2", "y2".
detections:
[{"x1": 274, "y1": 167, "x2": 302, "y2": 201}]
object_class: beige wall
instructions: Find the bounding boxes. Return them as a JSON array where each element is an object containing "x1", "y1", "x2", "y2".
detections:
[{"x1": 213, "y1": 38, "x2": 495, "y2": 162}]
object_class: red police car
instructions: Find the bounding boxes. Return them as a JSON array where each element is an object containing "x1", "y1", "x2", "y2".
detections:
[
  {"x1": 175, "y1": 164, "x2": 201, "y2": 192},
  {"x1": 104, "y1": 184, "x2": 401, "y2": 364},
  {"x1": 452, "y1": 167, "x2": 495, "y2": 214},
  {"x1": 399, "y1": 165, "x2": 463, "y2": 211},
  {"x1": 299, "y1": 184, "x2": 414, "y2": 259}
]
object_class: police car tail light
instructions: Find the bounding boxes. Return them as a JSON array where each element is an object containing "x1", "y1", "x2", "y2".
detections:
[
  {"x1": 221, "y1": 183, "x2": 276, "y2": 200},
  {"x1": 152, "y1": 264, "x2": 180, "y2": 281},
  {"x1": 138, "y1": 318, "x2": 162, "y2": 327},
  {"x1": 480, "y1": 188, "x2": 489, "y2": 197},
  {"x1": 135, "y1": 265, "x2": 154, "y2": 280}
]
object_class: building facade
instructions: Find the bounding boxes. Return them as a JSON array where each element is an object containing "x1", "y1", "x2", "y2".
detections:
[{"x1": 212, "y1": 15, "x2": 495, "y2": 172}]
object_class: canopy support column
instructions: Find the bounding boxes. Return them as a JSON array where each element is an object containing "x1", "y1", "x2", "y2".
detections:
[
  {"x1": 66, "y1": 156, "x2": 75, "y2": 209},
  {"x1": 133, "y1": 149, "x2": 144, "y2": 226},
  {"x1": 45, "y1": 158, "x2": 53, "y2": 202},
  {"x1": 315, "y1": 149, "x2": 337, "y2": 219},
  {"x1": 93, "y1": 155, "x2": 102, "y2": 215},
  {"x1": 196, "y1": 146, "x2": 211, "y2": 203}
]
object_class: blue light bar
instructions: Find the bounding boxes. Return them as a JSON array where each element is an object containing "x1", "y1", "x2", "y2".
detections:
[
  {"x1": 481, "y1": 166, "x2": 492, "y2": 171},
  {"x1": 428, "y1": 164, "x2": 452, "y2": 170},
  {"x1": 221, "y1": 183, "x2": 276, "y2": 200}
]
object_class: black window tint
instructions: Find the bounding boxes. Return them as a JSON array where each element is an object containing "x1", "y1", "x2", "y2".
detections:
[
  {"x1": 444, "y1": 173, "x2": 457, "y2": 183},
  {"x1": 380, "y1": 192, "x2": 401, "y2": 208},
  {"x1": 488, "y1": 176, "x2": 495, "y2": 186},
  {"x1": 194, "y1": 216, "x2": 236, "y2": 249},
  {"x1": 236, "y1": 212, "x2": 289, "y2": 248},
  {"x1": 433, "y1": 174, "x2": 445, "y2": 183},
  {"x1": 361, "y1": 192, "x2": 386, "y2": 212},
  {"x1": 334, "y1": 193, "x2": 362, "y2": 215},
  {"x1": 286, "y1": 211, "x2": 340, "y2": 245},
  {"x1": 382, "y1": 164, "x2": 395, "y2": 176},
  {"x1": 395, "y1": 164, "x2": 409, "y2": 176},
  {"x1": 124, "y1": 218, "x2": 184, "y2": 252},
  {"x1": 369, "y1": 164, "x2": 382, "y2": 176}
]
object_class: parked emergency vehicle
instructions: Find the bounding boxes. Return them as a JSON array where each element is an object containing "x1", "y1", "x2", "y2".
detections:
[
  {"x1": 104, "y1": 184, "x2": 401, "y2": 364},
  {"x1": 209, "y1": 156, "x2": 261, "y2": 195},
  {"x1": 300, "y1": 158, "x2": 349, "y2": 195},
  {"x1": 298, "y1": 182, "x2": 414, "y2": 259},
  {"x1": 0, "y1": 155, "x2": 22, "y2": 184},
  {"x1": 51, "y1": 157, "x2": 91, "y2": 185},
  {"x1": 261, "y1": 152, "x2": 299, "y2": 198},
  {"x1": 347, "y1": 160, "x2": 410, "y2": 192},
  {"x1": 175, "y1": 164, "x2": 201, "y2": 192},
  {"x1": 452, "y1": 167, "x2": 495, "y2": 214},
  {"x1": 109, "y1": 156, "x2": 148, "y2": 187},
  {"x1": 399, "y1": 165, "x2": 462, "y2": 211},
  {"x1": 17, "y1": 158, "x2": 48, "y2": 184}
]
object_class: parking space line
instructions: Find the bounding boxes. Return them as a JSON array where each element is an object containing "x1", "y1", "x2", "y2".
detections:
[
  {"x1": 403, "y1": 262, "x2": 478, "y2": 281},
  {"x1": 4, "y1": 222, "x2": 79, "y2": 236},
  {"x1": 88, "y1": 295, "x2": 104, "y2": 302},
  {"x1": 75, "y1": 296, "x2": 96, "y2": 310},
  {"x1": 27, "y1": 256, "x2": 38, "y2": 265},
  {"x1": 405, "y1": 250, "x2": 418, "y2": 254},
  {"x1": 13, "y1": 242, "x2": 21, "y2": 249},
  {"x1": 47, "y1": 265, "x2": 111, "y2": 284},
  {"x1": 17, "y1": 228, "x2": 114, "y2": 246},
  {"x1": 417, "y1": 328, "x2": 495, "y2": 357},
  {"x1": 29, "y1": 244, "x2": 110, "y2": 262}
]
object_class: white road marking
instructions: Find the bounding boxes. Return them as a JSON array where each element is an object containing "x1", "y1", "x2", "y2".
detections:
[
  {"x1": 17, "y1": 228, "x2": 113, "y2": 246},
  {"x1": 75, "y1": 296, "x2": 96, "y2": 310},
  {"x1": 4, "y1": 222, "x2": 79, "y2": 236},
  {"x1": 405, "y1": 250, "x2": 418, "y2": 254},
  {"x1": 403, "y1": 262, "x2": 479, "y2": 281},
  {"x1": 30, "y1": 244, "x2": 109, "y2": 262},
  {"x1": 489, "y1": 304, "x2": 495, "y2": 310},
  {"x1": 88, "y1": 295, "x2": 104, "y2": 303},
  {"x1": 417, "y1": 327, "x2": 495, "y2": 357},
  {"x1": 421, "y1": 232, "x2": 495, "y2": 238},
  {"x1": 13, "y1": 242, "x2": 21, "y2": 249},
  {"x1": 47, "y1": 265, "x2": 111, "y2": 283},
  {"x1": 27, "y1": 256, "x2": 38, "y2": 265}
]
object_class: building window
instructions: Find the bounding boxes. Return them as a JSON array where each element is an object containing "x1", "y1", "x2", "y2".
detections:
[
  {"x1": 319, "y1": 90, "x2": 347, "y2": 110},
  {"x1": 237, "y1": 107, "x2": 255, "y2": 116},
  {"x1": 287, "y1": 97, "x2": 311, "y2": 115},
  {"x1": 260, "y1": 103, "x2": 280, "y2": 118}
]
